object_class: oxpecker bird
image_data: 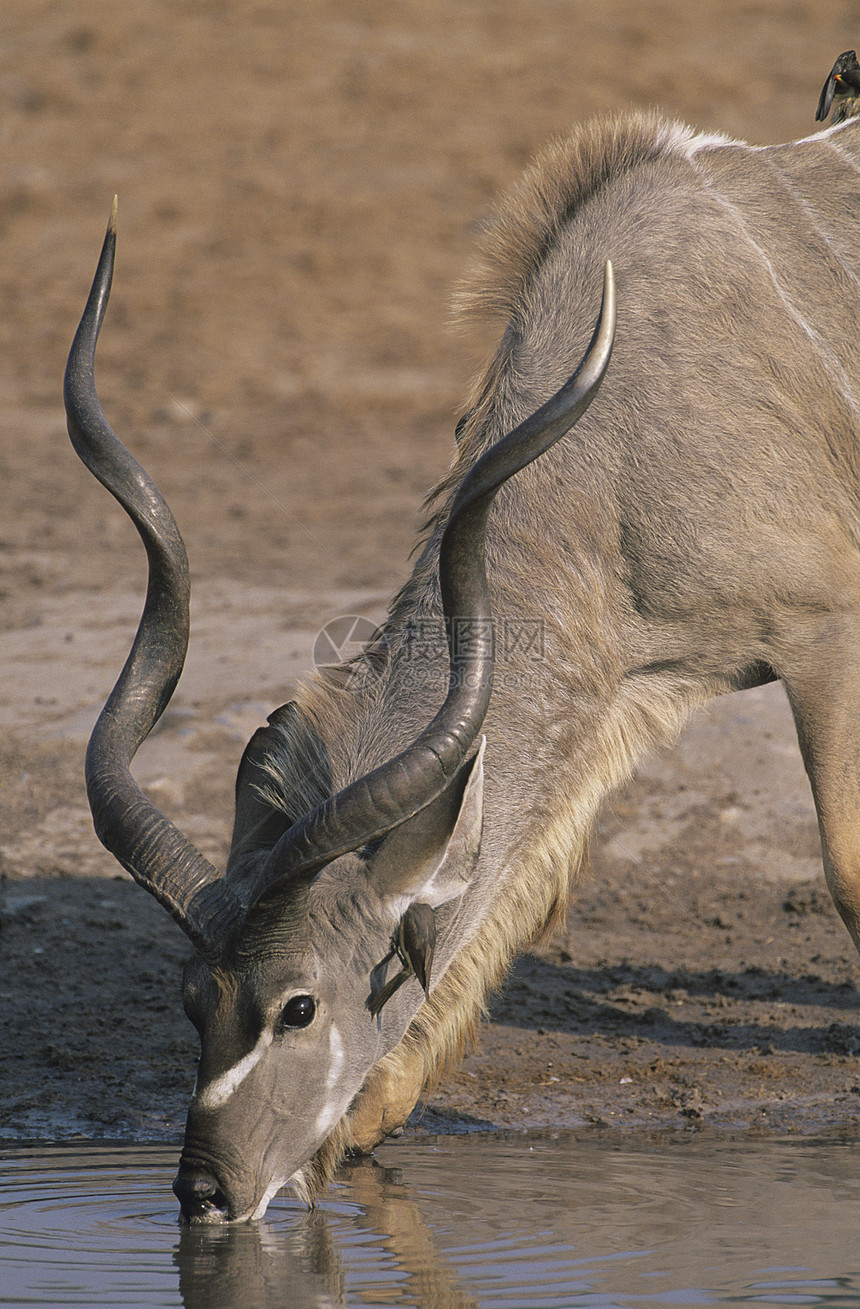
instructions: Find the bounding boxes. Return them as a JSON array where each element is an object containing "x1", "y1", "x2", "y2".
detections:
[
  {"x1": 816, "y1": 50, "x2": 860, "y2": 123},
  {"x1": 368, "y1": 902, "x2": 437, "y2": 1017}
]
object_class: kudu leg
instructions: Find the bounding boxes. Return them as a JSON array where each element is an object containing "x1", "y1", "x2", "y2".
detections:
[
  {"x1": 345, "y1": 1047, "x2": 427, "y2": 1153},
  {"x1": 784, "y1": 656, "x2": 860, "y2": 955}
]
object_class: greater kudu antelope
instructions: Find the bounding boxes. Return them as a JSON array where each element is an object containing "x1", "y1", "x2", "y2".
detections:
[{"x1": 66, "y1": 109, "x2": 860, "y2": 1222}]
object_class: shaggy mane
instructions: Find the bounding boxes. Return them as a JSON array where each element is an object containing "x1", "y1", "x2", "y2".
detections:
[{"x1": 452, "y1": 110, "x2": 702, "y2": 330}]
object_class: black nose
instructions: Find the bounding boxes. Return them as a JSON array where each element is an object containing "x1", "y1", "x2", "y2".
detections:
[{"x1": 173, "y1": 1164, "x2": 228, "y2": 1222}]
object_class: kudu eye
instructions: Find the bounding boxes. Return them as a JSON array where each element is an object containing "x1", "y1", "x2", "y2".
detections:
[{"x1": 277, "y1": 994, "x2": 317, "y2": 1031}]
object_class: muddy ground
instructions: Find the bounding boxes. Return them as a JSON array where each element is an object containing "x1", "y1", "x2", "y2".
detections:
[{"x1": 4, "y1": 0, "x2": 860, "y2": 1156}]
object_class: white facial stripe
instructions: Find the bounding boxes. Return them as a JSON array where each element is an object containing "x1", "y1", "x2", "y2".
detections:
[
  {"x1": 313, "y1": 1027, "x2": 347, "y2": 1136},
  {"x1": 325, "y1": 1025, "x2": 344, "y2": 1089},
  {"x1": 196, "y1": 1031, "x2": 273, "y2": 1109}
]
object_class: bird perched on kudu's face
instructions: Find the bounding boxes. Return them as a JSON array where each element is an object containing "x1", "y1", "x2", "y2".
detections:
[{"x1": 816, "y1": 50, "x2": 860, "y2": 123}]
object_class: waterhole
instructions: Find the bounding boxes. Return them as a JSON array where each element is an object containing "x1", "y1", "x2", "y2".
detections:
[{"x1": 3, "y1": 1135, "x2": 860, "y2": 1306}]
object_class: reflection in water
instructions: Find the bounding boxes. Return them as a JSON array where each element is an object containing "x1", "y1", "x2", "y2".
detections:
[
  {"x1": 176, "y1": 1207, "x2": 347, "y2": 1309},
  {"x1": 175, "y1": 1154, "x2": 476, "y2": 1309},
  {"x1": 345, "y1": 1155, "x2": 478, "y2": 1309},
  {"x1": 3, "y1": 1134, "x2": 860, "y2": 1307}
]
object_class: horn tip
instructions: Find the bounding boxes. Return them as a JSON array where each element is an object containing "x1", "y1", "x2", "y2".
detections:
[{"x1": 109, "y1": 195, "x2": 118, "y2": 235}]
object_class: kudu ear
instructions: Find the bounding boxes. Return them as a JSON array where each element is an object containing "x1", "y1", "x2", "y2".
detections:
[
  {"x1": 369, "y1": 737, "x2": 485, "y2": 910},
  {"x1": 227, "y1": 702, "x2": 332, "y2": 882}
]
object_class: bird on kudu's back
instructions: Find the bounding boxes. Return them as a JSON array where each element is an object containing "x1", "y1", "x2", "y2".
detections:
[{"x1": 816, "y1": 49, "x2": 860, "y2": 123}]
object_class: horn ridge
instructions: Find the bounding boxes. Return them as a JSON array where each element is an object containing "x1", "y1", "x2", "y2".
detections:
[{"x1": 65, "y1": 206, "x2": 238, "y2": 959}]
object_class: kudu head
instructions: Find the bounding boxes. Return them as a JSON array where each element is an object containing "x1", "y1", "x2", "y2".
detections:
[{"x1": 64, "y1": 202, "x2": 615, "y2": 1222}]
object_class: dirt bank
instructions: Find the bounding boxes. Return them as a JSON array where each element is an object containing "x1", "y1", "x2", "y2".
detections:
[{"x1": 2, "y1": 0, "x2": 860, "y2": 1151}]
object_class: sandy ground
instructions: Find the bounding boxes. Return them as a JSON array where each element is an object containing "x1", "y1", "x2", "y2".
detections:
[{"x1": 3, "y1": 0, "x2": 860, "y2": 1151}]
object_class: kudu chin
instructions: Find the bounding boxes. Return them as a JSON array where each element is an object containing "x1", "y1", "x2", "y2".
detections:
[{"x1": 67, "y1": 106, "x2": 860, "y2": 1221}]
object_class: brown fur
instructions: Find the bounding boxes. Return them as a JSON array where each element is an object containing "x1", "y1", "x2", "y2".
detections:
[
  {"x1": 295, "y1": 115, "x2": 747, "y2": 1193},
  {"x1": 80, "y1": 97, "x2": 860, "y2": 1222},
  {"x1": 298, "y1": 110, "x2": 860, "y2": 1196},
  {"x1": 198, "y1": 108, "x2": 860, "y2": 1207}
]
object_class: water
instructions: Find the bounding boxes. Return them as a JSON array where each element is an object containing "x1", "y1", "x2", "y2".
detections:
[{"x1": 2, "y1": 1135, "x2": 860, "y2": 1307}]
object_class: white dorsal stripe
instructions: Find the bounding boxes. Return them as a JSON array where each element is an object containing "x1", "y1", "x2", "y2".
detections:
[
  {"x1": 683, "y1": 118, "x2": 860, "y2": 160},
  {"x1": 196, "y1": 1031, "x2": 273, "y2": 1109},
  {"x1": 660, "y1": 121, "x2": 736, "y2": 158},
  {"x1": 796, "y1": 117, "x2": 860, "y2": 148}
]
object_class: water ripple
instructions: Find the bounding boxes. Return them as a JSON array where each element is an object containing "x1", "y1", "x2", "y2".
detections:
[{"x1": 2, "y1": 1137, "x2": 860, "y2": 1307}]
